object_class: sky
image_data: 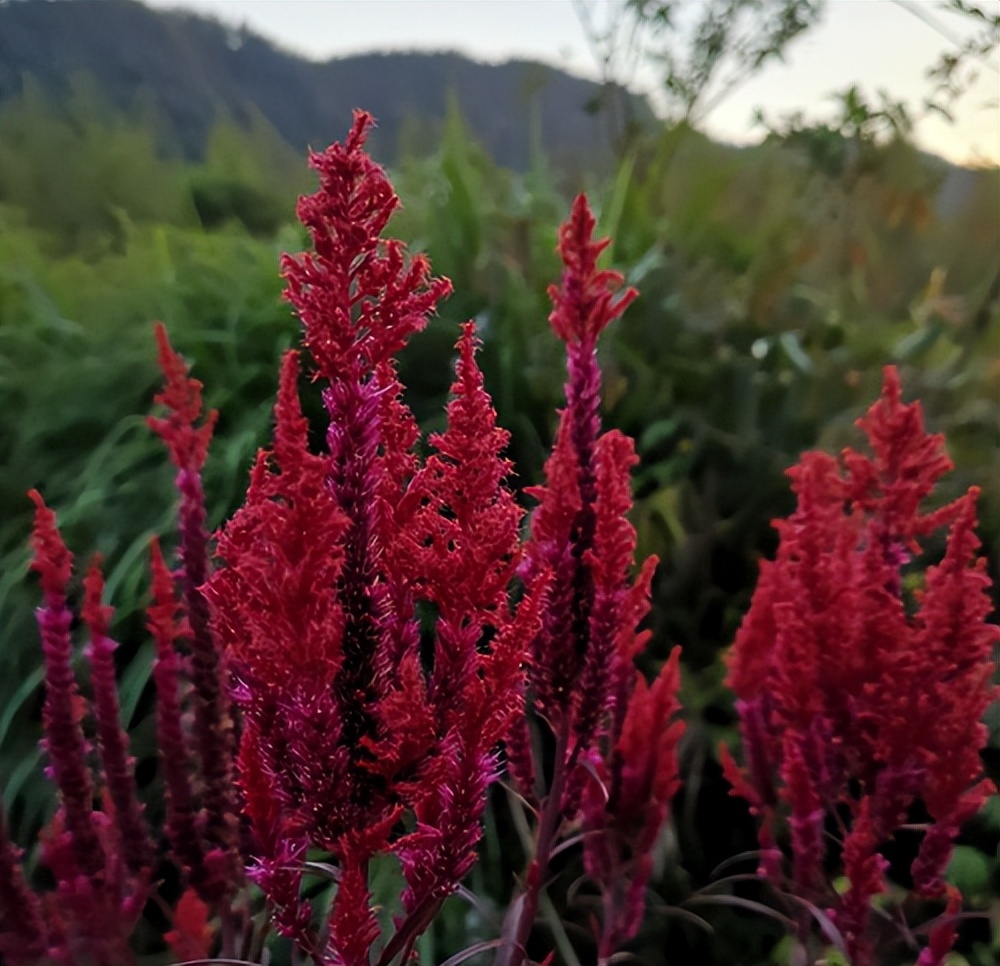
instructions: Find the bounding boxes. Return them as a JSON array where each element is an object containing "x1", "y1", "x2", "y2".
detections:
[{"x1": 143, "y1": 0, "x2": 1000, "y2": 166}]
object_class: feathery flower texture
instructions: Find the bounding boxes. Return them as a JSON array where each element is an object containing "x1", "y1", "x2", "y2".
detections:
[
  {"x1": 205, "y1": 110, "x2": 536, "y2": 964},
  {"x1": 0, "y1": 495, "x2": 154, "y2": 966},
  {"x1": 724, "y1": 366, "x2": 999, "y2": 965},
  {"x1": 147, "y1": 323, "x2": 242, "y2": 913},
  {"x1": 6, "y1": 107, "x2": 995, "y2": 966},
  {"x1": 502, "y1": 195, "x2": 684, "y2": 964}
]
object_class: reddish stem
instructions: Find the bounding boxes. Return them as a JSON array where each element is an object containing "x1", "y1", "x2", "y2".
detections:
[{"x1": 500, "y1": 713, "x2": 573, "y2": 966}]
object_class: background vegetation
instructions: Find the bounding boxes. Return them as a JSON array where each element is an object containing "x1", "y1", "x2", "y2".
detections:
[{"x1": 0, "y1": 2, "x2": 997, "y2": 963}]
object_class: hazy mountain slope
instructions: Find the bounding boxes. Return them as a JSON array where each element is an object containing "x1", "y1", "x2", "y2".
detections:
[{"x1": 0, "y1": 0, "x2": 645, "y2": 167}]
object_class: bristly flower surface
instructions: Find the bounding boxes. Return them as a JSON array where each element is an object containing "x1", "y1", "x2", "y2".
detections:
[
  {"x1": 501, "y1": 194, "x2": 683, "y2": 966},
  {"x1": 519, "y1": 195, "x2": 642, "y2": 747},
  {"x1": 148, "y1": 323, "x2": 240, "y2": 907},
  {"x1": 0, "y1": 804, "x2": 48, "y2": 965},
  {"x1": 21, "y1": 494, "x2": 151, "y2": 966},
  {"x1": 147, "y1": 539, "x2": 210, "y2": 902},
  {"x1": 206, "y1": 112, "x2": 533, "y2": 966},
  {"x1": 82, "y1": 559, "x2": 154, "y2": 895},
  {"x1": 724, "y1": 366, "x2": 999, "y2": 966}
]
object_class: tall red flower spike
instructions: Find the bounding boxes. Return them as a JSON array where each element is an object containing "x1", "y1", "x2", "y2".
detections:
[
  {"x1": 582, "y1": 650, "x2": 684, "y2": 956},
  {"x1": 206, "y1": 114, "x2": 533, "y2": 966},
  {"x1": 282, "y1": 110, "x2": 453, "y2": 385},
  {"x1": 500, "y1": 195, "x2": 683, "y2": 966},
  {"x1": 29, "y1": 492, "x2": 104, "y2": 882},
  {"x1": 387, "y1": 325, "x2": 545, "y2": 954},
  {"x1": 164, "y1": 888, "x2": 213, "y2": 962},
  {"x1": 82, "y1": 558, "x2": 154, "y2": 884},
  {"x1": 148, "y1": 323, "x2": 239, "y2": 907},
  {"x1": 724, "y1": 366, "x2": 999, "y2": 966},
  {"x1": 147, "y1": 538, "x2": 209, "y2": 897},
  {"x1": 0, "y1": 804, "x2": 48, "y2": 965},
  {"x1": 26, "y1": 494, "x2": 151, "y2": 965}
]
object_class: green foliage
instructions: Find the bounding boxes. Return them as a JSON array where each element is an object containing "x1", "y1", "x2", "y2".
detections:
[
  {"x1": 0, "y1": 79, "x2": 307, "y2": 250},
  {"x1": 190, "y1": 113, "x2": 312, "y2": 235},
  {"x1": 0, "y1": 209, "x2": 298, "y2": 841},
  {"x1": 603, "y1": 0, "x2": 824, "y2": 123},
  {"x1": 0, "y1": 77, "x2": 194, "y2": 249},
  {"x1": 0, "y1": 86, "x2": 996, "y2": 964}
]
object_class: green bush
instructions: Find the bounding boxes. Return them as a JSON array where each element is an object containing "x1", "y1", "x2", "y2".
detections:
[{"x1": 0, "y1": 97, "x2": 996, "y2": 963}]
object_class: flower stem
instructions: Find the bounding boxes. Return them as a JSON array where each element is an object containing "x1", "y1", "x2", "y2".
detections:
[{"x1": 500, "y1": 713, "x2": 572, "y2": 966}]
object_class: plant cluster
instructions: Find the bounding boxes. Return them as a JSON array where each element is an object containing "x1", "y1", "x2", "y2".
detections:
[{"x1": 0, "y1": 113, "x2": 995, "y2": 966}]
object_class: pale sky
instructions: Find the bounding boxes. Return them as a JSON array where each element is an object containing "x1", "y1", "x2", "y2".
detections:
[{"x1": 143, "y1": 0, "x2": 1000, "y2": 166}]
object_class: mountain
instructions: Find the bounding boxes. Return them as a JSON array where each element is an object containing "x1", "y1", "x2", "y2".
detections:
[{"x1": 0, "y1": 0, "x2": 649, "y2": 169}]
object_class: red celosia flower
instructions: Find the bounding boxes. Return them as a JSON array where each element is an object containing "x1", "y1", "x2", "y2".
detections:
[
  {"x1": 207, "y1": 114, "x2": 534, "y2": 966},
  {"x1": 237, "y1": 718, "x2": 319, "y2": 953},
  {"x1": 519, "y1": 197, "x2": 638, "y2": 732},
  {"x1": 582, "y1": 650, "x2": 684, "y2": 956},
  {"x1": 282, "y1": 112, "x2": 452, "y2": 385},
  {"x1": 148, "y1": 323, "x2": 239, "y2": 904},
  {"x1": 26, "y1": 494, "x2": 152, "y2": 965},
  {"x1": 393, "y1": 323, "x2": 521, "y2": 629},
  {"x1": 208, "y1": 348, "x2": 362, "y2": 859},
  {"x1": 724, "y1": 366, "x2": 999, "y2": 966},
  {"x1": 502, "y1": 195, "x2": 682, "y2": 964},
  {"x1": 547, "y1": 194, "x2": 639, "y2": 347},
  {"x1": 164, "y1": 888, "x2": 213, "y2": 962},
  {"x1": 82, "y1": 559, "x2": 154, "y2": 882},
  {"x1": 388, "y1": 326, "x2": 547, "y2": 931},
  {"x1": 519, "y1": 197, "x2": 641, "y2": 734},
  {"x1": 147, "y1": 538, "x2": 208, "y2": 897},
  {"x1": 29, "y1": 491, "x2": 105, "y2": 882},
  {"x1": 916, "y1": 886, "x2": 962, "y2": 966},
  {"x1": 0, "y1": 805, "x2": 48, "y2": 965},
  {"x1": 209, "y1": 351, "x2": 350, "y2": 693}
]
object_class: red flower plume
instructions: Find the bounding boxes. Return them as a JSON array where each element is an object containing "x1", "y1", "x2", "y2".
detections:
[{"x1": 724, "y1": 366, "x2": 999, "y2": 966}]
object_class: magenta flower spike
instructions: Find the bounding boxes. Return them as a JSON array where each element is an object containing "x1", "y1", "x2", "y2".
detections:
[
  {"x1": 28, "y1": 493, "x2": 140, "y2": 966},
  {"x1": 29, "y1": 492, "x2": 105, "y2": 882},
  {"x1": 500, "y1": 195, "x2": 684, "y2": 965},
  {"x1": 82, "y1": 559, "x2": 154, "y2": 884},
  {"x1": 385, "y1": 324, "x2": 546, "y2": 954},
  {"x1": 148, "y1": 324, "x2": 239, "y2": 904},
  {"x1": 207, "y1": 113, "x2": 539, "y2": 965},
  {"x1": 147, "y1": 538, "x2": 209, "y2": 898},
  {"x1": 276, "y1": 110, "x2": 453, "y2": 860},
  {"x1": 724, "y1": 366, "x2": 999, "y2": 965},
  {"x1": 583, "y1": 650, "x2": 684, "y2": 956},
  {"x1": 520, "y1": 195, "x2": 638, "y2": 731},
  {"x1": 0, "y1": 804, "x2": 49, "y2": 965}
]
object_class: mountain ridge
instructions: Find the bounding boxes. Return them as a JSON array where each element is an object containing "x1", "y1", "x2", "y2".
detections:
[{"x1": 0, "y1": 0, "x2": 647, "y2": 169}]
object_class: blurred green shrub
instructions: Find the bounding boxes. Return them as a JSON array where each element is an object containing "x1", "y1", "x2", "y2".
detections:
[
  {"x1": 0, "y1": 210, "x2": 301, "y2": 845},
  {"x1": 0, "y1": 90, "x2": 996, "y2": 964}
]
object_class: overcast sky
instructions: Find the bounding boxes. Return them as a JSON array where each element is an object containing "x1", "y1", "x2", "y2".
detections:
[{"x1": 143, "y1": 0, "x2": 1000, "y2": 166}]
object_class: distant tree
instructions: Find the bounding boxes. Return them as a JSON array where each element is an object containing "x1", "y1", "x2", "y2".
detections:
[
  {"x1": 0, "y1": 75, "x2": 193, "y2": 249},
  {"x1": 756, "y1": 0, "x2": 999, "y2": 152},
  {"x1": 909, "y1": 0, "x2": 999, "y2": 126},
  {"x1": 574, "y1": 0, "x2": 823, "y2": 134},
  {"x1": 189, "y1": 113, "x2": 308, "y2": 235}
]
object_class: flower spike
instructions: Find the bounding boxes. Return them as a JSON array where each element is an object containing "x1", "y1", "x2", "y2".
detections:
[
  {"x1": 502, "y1": 195, "x2": 682, "y2": 965},
  {"x1": 148, "y1": 323, "x2": 238, "y2": 903},
  {"x1": 82, "y1": 557, "x2": 154, "y2": 880},
  {"x1": 724, "y1": 366, "x2": 999, "y2": 966},
  {"x1": 29, "y1": 491, "x2": 105, "y2": 881}
]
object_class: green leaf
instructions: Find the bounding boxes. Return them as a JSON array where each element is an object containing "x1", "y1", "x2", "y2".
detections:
[
  {"x1": 639, "y1": 417, "x2": 680, "y2": 453},
  {"x1": 947, "y1": 845, "x2": 992, "y2": 896},
  {"x1": 777, "y1": 330, "x2": 813, "y2": 374}
]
